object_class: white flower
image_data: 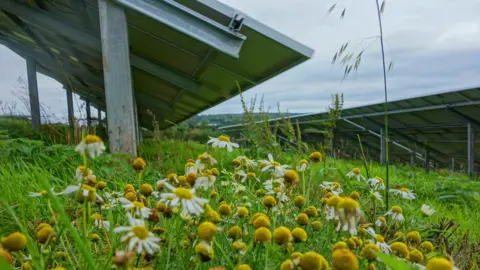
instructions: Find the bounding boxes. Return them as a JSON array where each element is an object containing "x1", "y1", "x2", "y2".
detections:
[
  {"x1": 92, "y1": 214, "x2": 110, "y2": 231},
  {"x1": 114, "y1": 213, "x2": 160, "y2": 254},
  {"x1": 259, "y1": 154, "x2": 289, "y2": 177},
  {"x1": 421, "y1": 204, "x2": 436, "y2": 216},
  {"x1": 389, "y1": 188, "x2": 416, "y2": 200},
  {"x1": 75, "y1": 166, "x2": 92, "y2": 182},
  {"x1": 29, "y1": 188, "x2": 54, "y2": 197},
  {"x1": 370, "y1": 190, "x2": 383, "y2": 203},
  {"x1": 236, "y1": 156, "x2": 257, "y2": 168},
  {"x1": 104, "y1": 191, "x2": 123, "y2": 206},
  {"x1": 207, "y1": 135, "x2": 239, "y2": 152},
  {"x1": 236, "y1": 170, "x2": 247, "y2": 183},
  {"x1": 119, "y1": 198, "x2": 152, "y2": 219},
  {"x1": 56, "y1": 184, "x2": 104, "y2": 203},
  {"x1": 75, "y1": 135, "x2": 106, "y2": 159},
  {"x1": 263, "y1": 178, "x2": 285, "y2": 191},
  {"x1": 296, "y1": 160, "x2": 308, "y2": 172},
  {"x1": 232, "y1": 182, "x2": 246, "y2": 193},
  {"x1": 335, "y1": 198, "x2": 363, "y2": 236},
  {"x1": 160, "y1": 182, "x2": 209, "y2": 216},
  {"x1": 366, "y1": 227, "x2": 391, "y2": 254},
  {"x1": 195, "y1": 152, "x2": 217, "y2": 167},
  {"x1": 319, "y1": 181, "x2": 343, "y2": 196},
  {"x1": 385, "y1": 206, "x2": 405, "y2": 223},
  {"x1": 346, "y1": 168, "x2": 365, "y2": 182},
  {"x1": 367, "y1": 177, "x2": 385, "y2": 190}
]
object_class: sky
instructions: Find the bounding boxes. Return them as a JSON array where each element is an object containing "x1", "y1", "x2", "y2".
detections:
[{"x1": 1, "y1": 0, "x2": 480, "y2": 120}]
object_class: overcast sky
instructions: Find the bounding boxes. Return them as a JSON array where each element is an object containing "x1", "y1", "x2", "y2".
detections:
[{"x1": 1, "y1": 0, "x2": 479, "y2": 120}]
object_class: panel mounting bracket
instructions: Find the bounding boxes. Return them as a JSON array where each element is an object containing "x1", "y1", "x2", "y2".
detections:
[{"x1": 229, "y1": 11, "x2": 245, "y2": 32}]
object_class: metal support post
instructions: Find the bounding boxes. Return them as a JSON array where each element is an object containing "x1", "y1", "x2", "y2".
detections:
[
  {"x1": 410, "y1": 152, "x2": 415, "y2": 167},
  {"x1": 380, "y1": 128, "x2": 386, "y2": 165},
  {"x1": 86, "y1": 99, "x2": 92, "y2": 129},
  {"x1": 66, "y1": 88, "x2": 74, "y2": 129},
  {"x1": 468, "y1": 123, "x2": 476, "y2": 178},
  {"x1": 99, "y1": 0, "x2": 138, "y2": 155},
  {"x1": 425, "y1": 149, "x2": 430, "y2": 172},
  {"x1": 451, "y1": 158, "x2": 455, "y2": 172},
  {"x1": 97, "y1": 109, "x2": 101, "y2": 123},
  {"x1": 26, "y1": 56, "x2": 40, "y2": 132}
]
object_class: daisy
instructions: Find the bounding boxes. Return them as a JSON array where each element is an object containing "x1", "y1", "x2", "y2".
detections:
[
  {"x1": 91, "y1": 213, "x2": 110, "y2": 231},
  {"x1": 29, "y1": 188, "x2": 54, "y2": 197},
  {"x1": 158, "y1": 173, "x2": 179, "y2": 186},
  {"x1": 104, "y1": 191, "x2": 123, "y2": 206},
  {"x1": 385, "y1": 205, "x2": 405, "y2": 223},
  {"x1": 259, "y1": 154, "x2": 289, "y2": 177},
  {"x1": 421, "y1": 204, "x2": 436, "y2": 216},
  {"x1": 119, "y1": 198, "x2": 152, "y2": 219},
  {"x1": 263, "y1": 178, "x2": 285, "y2": 191},
  {"x1": 232, "y1": 182, "x2": 246, "y2": 193},
  {"x1": 367, "y1": 177, "x2": 385, "y2": 190},
  {"x1": 114, "y1": 213, "x2": 160, "y2": 254},
  {"x1": 319, "y1": 181, "x2": 343, "y2": 196},
  {"x1": 235, "y1": 170, "x2": 247, "y2": 183},
  {"x1": 75, "y1": 166, "x2": 92, "y2": 182},
  {"x1": 236, "y1": 156, "x2": 257, "y2": 169},
  {"x1": 195, "y1": 170, "x2": 216, "y2": 190},
  {"x1": 389, "y1": 187, "x2": 416, "y2": 200},
  {"x1": 196, "y1": 152, "x2": 217, "y2": 167},
  {"x1": 75, "y1": 135, "x2": 106, "y2": 159},
  {"x1": 336, "y1": 197, "x2": 363, "y2": 236},
  {"x1": 207, "y1": 135, "x2": 239, "y2": 152},
  {"x1": 346, "y1": 168, "x2": 366, "y2": 182},
  {"x1": 160, "y1": 182, "x2": 209, "y2": 216},
  {"x1": 296, "y1": 159, "x2": 308, "y2": 172},
  {"x1": 57, "y1": 184, "x2": 104, "y2": 203},
  {"x1": 366, "y1": 227, "x2": 391, "y2": 254},
  {"x1": 370, "y1": 190, "x2": 383, "y2": 203}
]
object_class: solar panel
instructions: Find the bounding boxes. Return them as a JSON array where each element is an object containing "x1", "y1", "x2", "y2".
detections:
[{"x1": 220, "y1": 86, "x2": 480, "y2": 176}]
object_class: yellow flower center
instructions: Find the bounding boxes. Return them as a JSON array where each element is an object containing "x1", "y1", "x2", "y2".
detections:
[
  {"x1": 247, "y1": 172, "x2": 256, "y2": 177},
  {"x1": 84, "y1": 135, "x2": 102, "y2": 144},
  {"x1": 375, "y1": 235, "x2": 385, "y2": 243},
  {"x1": 131, "y1": 226, "x2": 149, "y2": 240},
  {"x1": 426, "y1": 258, "x2": 453, "y2": 270},
  {"x1": 132, "y1": 201, "x2": 145, "y2": 209},
  {"x1": 338, "y1": 197, "x2": 359, "y2": 210},
  {"x1": 352, "y1": 168, "x2": 361, "y2": 175},
  {"x1": 271, "y1": 161, "x2": 281, "y2": 166},
  {"x1": 218, "y1": 135, "x2": 230, "y2": 142},
  {"x1": 375, "y1": 176, "x2": 384, "y2": 183},
  {"x1": 174, "y1": 188, "x2": 193, "y2": 200},
  {"x1": 400, "y1": 187, "x2": 410, "y2": 192},
  {"x1": 40, "y1": 190, "x2": 48, "y2": 197},
  {"x1": 392, "y1": 206, "x2": 403, "y2": 214},
  {"x1": 91, "y1": 213, "x2": 102, "y2": 220}
]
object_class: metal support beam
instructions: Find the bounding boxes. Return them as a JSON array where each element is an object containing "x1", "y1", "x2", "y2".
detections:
[
  {"x1": 26, "y1": 56, "x2": 40, "y2": 132},
  {"x1": 468, "y1": 123, "x2": 476, "y2": 178},
  {"x1": 86, "y1": 99, "x2": 92, "y2": 128},
  {"x1": 113, "y1": 0, "x2": 246, "y2": 58},
  {"x1": 448, "y1": 108, "x2": 480, "y2": 127},
  {"x1": 66, "y1": 87, "x2": 74, "y2": 129},
  {"x1": 99, "y1": 0, "x2": 137, "y2": 155},
  {"x1": 380, "y1": 128, "x2": 386, "y2": 165}
]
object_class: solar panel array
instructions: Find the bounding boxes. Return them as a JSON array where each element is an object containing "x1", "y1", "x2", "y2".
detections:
[
  {"x1": 220, "y1": 86, "x2": 480, "y2": 173},
  {"x1": 0, "y1": 0, "x2": 313, "y2": 131}
]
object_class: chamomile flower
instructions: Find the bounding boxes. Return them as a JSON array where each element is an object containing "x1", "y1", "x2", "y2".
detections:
[
  {"x1": 236, "y1": 170, "x2": 248, "y2": 183},
  {"x1": 195, "y1": 170, "x2": 216, "y2": 190},
  {"x1": 385, "y1": 206, "x2": 405, "y2": 223},
  {"x1": 367, "y1": 228, "x2": 391, "y2": 254},
  {"x1": 236, "y1": 156, "x2": 257, "y2": 169},
  {"x1": 319, "y1": 181, "x2": 343, "y2": 196},
  {"x1": 421, "y1": 204, "x2": 436, "y2": 216},
  {"x1": 195, "y1": 152, "x2": 217, "y2": 167},
  {"x1": 370, "y1": 190, "x2": 383, "y2": 203},
  {"x1": 114, "y1": 213, "x2": 160, "y2": 254},
  {"x1": 56, "y1": 184, "x2": 104, "y2": 203},
  {"x1": 390, "y1": 187, "x2": 416, "y2": 200},
  {"x1": 207, "y1": 135, "x2": 239, "y2": 152},
  {"x1": 160, "y1": 182, "x2": 208, "y2": 216},
  {"x1": 336, "y1": 197, "x2": 363, "y2": 235},
  {"x1": 263, "y1": 178, "x2": 285, "y2": 191},
  {"x1": 29, "y1": 188, "x2": 54, "y2": 197},
  {"x1": 260, "y1": 154, "x2": 289, "y2": 177},
  {"x1": 232, "y1": 182, "x2": 246, "y2": 193},
  {"x1": 346, "y1": 168, "x2": 365, "y2": 182},
  {"x1": 75, "y1": 166, "x2": 92, "y2": 181},
  {"x1": 119, "y1": 198, "x2": 152, "y2": 219},
  {"x1": 75, "y1": 135, "x2": 106, "y2": 159},
  {"x1": 367, "y1": 177, "x2": 385, "y2": 190},
  {"x1": 91, "y1": 213, "x2": 110, "y2": 231},
  {"x1": 296, "y1": 159, "x2": 308, "y2": 172}
]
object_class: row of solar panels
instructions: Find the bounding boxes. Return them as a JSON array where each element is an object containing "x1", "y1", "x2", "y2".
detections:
[{"x1": 220, "y1": 86, "x2": 480, "y2": 170}]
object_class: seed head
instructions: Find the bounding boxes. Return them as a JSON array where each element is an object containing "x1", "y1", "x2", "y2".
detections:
[
  {"x1": 409, "y1": 249, "x2": 424, "y2": 263},
  {"x1": 263, "y1": 196, "x2": 277, "y2": 208},
  {"x1": 360, "y1": 243, "x2": 380, "y2": 261},
  {"x1": 253, "y1": 215, "x2": 271, "y2": 229},
  {"x1": 304, "y1": 206, "x2": 318, "y2": 217},
  {"x1": 132, "y1": 157, "x2": 146, "y2": 172},
  {"x1": 254, "y1": 227, "x2": 271, "y2": 243},
  {"x1": 227, "y1": 226, "x2": 242, "y2": 240},
  {"x1": 273, "y1": 226, "x2": 292, "y2": 245},
  {"x1": 237, "y1": 207, "x2": 249, "y2": 218},
  {"x1": 280, "y1": 259, "x2": 295, "y2": 270},
  {"x1": 332, "y1": 249, "x2": 359, "y2": 270},
  {"x1": 235, "y1": 264, "x2": 251, "y2": 270},
  {"x1": 292, "y1": 228, "x2": 307, "y2": 242},
  {"x1": 1, "y1": 232, "x2": 27, "y2": 251},
  {"x1": 333, "y1": 241, "x2": 348, "y2": 251},
  {"x1": 218, "y1": 203, "x2": 231, "y2": 216},
  {"x1": 426, "y1": 258, "x2": 453, "y2": 270},
  {"x1": 421, "y1": 241, "x2": 434, "y2": 253},
  {"x1": 139, "y1": 184, "x2": 153, "y2": 196},
  {"x1": 0, "y1": 249, "x2": 13, "y2": 264},
  {"x1": 350, "y1": 191, "x2": 360, "y2": 200},
  {"x1": 300, "y1": 251, "x2": 328, "y2": 270},
  {"x1": 309, "y1": 152, "x2": 322, "y2": 163},
  {"x1": 294, "y1": 196, "x2": 306, "y2": 207},
  {"x1": 37, "y1": 226, "x2": 55, "y2": 244},
  {"x1": 284, "y1": 170, "x2": 299, "y2": 185},
  {"x1": 96, "y1": 181, "x2": 107, "y2": 190},
  {"x1": 406, "y1": 231, "x2": 421, "y2": 245},
  {"x1": 296, "y1": 213, "x2": 309, "y2": 225},
  {"x1": 391, "y1": 242, "x2": 409, "y2": 258},
  {"x1": 197, "y1": 222, "x2": 217, "y2": 241}
]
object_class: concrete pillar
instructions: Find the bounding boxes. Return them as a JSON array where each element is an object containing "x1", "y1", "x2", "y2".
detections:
[
  {"x1": 26, "y1": 57, "x2": 40, "y2": 132},
  {"x1": 380, "y1": 128, "x2": 386, "y2": 165},
  {"x1": 99, "y1": 0, "x2": 138, "y2": 155},
  {"x1": 468, "y1": 123, "x2": 476, "y2": 178},
  {"x1": 66, "y1": 88, "x2": 74, "y2": 129}
]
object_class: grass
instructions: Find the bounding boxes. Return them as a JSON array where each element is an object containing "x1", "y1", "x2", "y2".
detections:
[{"x1": 0, "y1": 137, "x2": 479, "y2": 269}]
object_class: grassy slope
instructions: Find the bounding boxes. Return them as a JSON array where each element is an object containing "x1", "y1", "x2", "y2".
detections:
[{"x1": 0, "y1": 138, "x2": 479, "y2": 269}]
